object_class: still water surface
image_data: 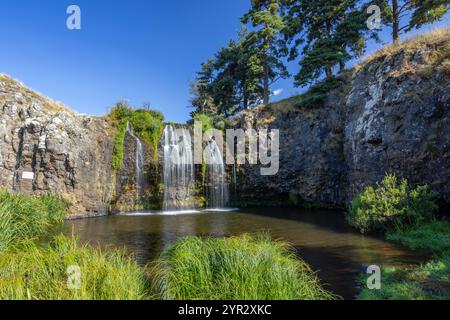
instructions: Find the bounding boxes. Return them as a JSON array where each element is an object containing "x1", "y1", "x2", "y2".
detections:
[{"x1": 64, "y1": 208, "x2": 424, "y2": 299}]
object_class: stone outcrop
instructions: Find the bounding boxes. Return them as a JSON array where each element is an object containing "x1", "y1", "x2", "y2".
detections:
[
  {"x1": 1, "y1": 31, "x2": 448, "y2": 215},
  {"x1": 0, "y1": 75, "x2": 116, "y2": 217},
  {"x1": 231, "y1": 33, "x2": 450, "y2": 208}
]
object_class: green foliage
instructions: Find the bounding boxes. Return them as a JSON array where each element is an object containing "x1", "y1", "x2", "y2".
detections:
[
  {"x1": 241, "y1": 0, "x2": 288, "y2": 104},
  {"x1": 0, "y1": 235, "x2": 149, "y2": 300},
  {"x1": 129, "y1": 110, "x2": 164, "y2": 160},
  {"x1": 108, "y1": 100, "x2": 134, "y2": 121},
  {"x1": 194, "y1": 113, "x2": 215, "y2": 133},
  {"x1": 377, "y1": 0, "x2": 449, "y2": 43},
  {"x1": 294, "y1": 76, "x2": 344, "y2": 108},
  {"x1": 347, "y1": 174, "x2": 438, "y2": 233},
  {"x1": 284, "y1": 0, "x2": 375, "y2": 87},
  {"x1": 0, "y1": 189, "x2": 68, "y2": 251},
  {"x1": 111, "y1": 120, "x2": 128, "y2": 172},
  {"x1": 387, "y1": 221, "x2": 450, "y2": 255},
  {"x1": 149, "y1": 234, "x2": 335, "y2": 300},
  {"x1": 109, "y1": 101, "x2": 165, "y2": 171}
]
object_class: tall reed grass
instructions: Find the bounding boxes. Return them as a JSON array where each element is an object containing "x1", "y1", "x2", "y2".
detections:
[
  {"x1": 0, "y1": 235, "x2": 149, "y2": 300},
  {"x1": 0, "y1": 189, "x2": 68, "y2": 251},
  {"x1": 149, "y1": 234, "x2": 335, "y2": 300}
]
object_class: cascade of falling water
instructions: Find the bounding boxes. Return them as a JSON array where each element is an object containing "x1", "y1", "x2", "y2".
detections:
[
  {"x1": 162, "y1": 125, "x2": 195, "y2": 211},
  {"x1": 126, "y1": 123, "x2": 144, "y2": 196},
  {"x1": 205, "y1": 139, "x2": 229, "y2": 209}
]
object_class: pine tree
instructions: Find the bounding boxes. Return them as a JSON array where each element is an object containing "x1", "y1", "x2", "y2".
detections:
[
  {"x1": 379, "y1": 0, "x2": 449, "y2": 43},
  {"x1": 284, "y1": 0, "x2": 374, "y2": 87},
  {"x1": 241, "y1": 0, "x2": 289, "y2": 105}
]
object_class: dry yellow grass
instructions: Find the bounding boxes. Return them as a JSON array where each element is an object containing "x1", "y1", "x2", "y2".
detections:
[
  {"x1": 0, "y1": 73, "x2": 73, "y2": 114},
  {"x1": 354, "y1": 28, "x2": 450, "y2": 73}
]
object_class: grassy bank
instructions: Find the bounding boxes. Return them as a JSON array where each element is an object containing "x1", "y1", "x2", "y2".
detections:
[
  {"x1": 0, "y1": 235, "x2": 149, "y2": 300},
  {"x1": 1, "y1": 190, "x2": 331, "y2": 300},
  {"x1": 0, "y1": 189, "x2": 67, "y2": 251},
  {"x1": 149, "y1": 234, "x2": 335, "y2": 300},
  {"x1": 358, "y1": 221, "x2": 450, "y2": 300},
  {"x1": 0, "y1": 189, "x2": 149, "y2": 300},
  {"x1": 348, "y1": 175, "x2": 450, "y2": 300}
]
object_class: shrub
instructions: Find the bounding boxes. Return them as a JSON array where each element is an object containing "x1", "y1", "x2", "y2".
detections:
[
  {"x1": 347, "y1": 174, "x2": 438, "y2": 233},
  {"x1": 0, "y1": 235, "x2": 149, "y2": 300},
  {"x1": 149, "y1": 234, "x2": 335, "y2": 300},
  {"x1": 109, "y1": 101, "x2": 165, "y2": 170},
  {"x1": 0, "y1": 189, "x2": 68, "y2": 251},
  {"x1": 129, "y1": 109, "x2": 164, "y2": 160},
  {"x1": 111, "y1": 120, "x2": 128, "y2": 172},
  {"x1": 108, "y1": 100, "x2": 134, "y2": 121},
  {"x1": 194, "y1": 113, "x2": 215, "y2": 134}
]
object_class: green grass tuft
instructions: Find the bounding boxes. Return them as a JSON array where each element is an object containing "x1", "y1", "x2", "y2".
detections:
[
  {"x1": 0, "y1": 235, "x2": 149, "y2": 300},
  {"x1": 148, "y1": 234, "x2": 336, "y2": 300},
  {"x1": 0, "y1": 189, "x2": 68, "y2": 251}
]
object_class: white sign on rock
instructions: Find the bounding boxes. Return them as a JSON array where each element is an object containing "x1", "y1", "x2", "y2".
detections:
[{"x1": 22, "y1": 172, "x2": 34, "y2": 180}]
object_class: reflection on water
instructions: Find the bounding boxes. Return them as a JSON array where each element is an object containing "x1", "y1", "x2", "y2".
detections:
[{"x1": 64, "y1": 208, "x2": 425, "y2": 299}]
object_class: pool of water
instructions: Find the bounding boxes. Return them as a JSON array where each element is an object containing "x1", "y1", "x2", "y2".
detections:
[{"x1": 63, "y1": 208, "x2": 425, "y2": 299}]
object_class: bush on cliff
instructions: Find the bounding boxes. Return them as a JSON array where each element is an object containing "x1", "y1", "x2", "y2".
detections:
[
  {"x1": 0, "y1": 189, "x2": 68, "y2": 251},
  {"x1": 109, "y1": 101, "x2": 164, "y2": 171},
  {"x1": 148, "y1": 234, "x2": 335, "y2": 300},
  {"x1": 0, "y1": 235, "x2": 149, "y2": 300},
  {"x1": 347, "y1": 174, "x2": 438, "y2": 233}
]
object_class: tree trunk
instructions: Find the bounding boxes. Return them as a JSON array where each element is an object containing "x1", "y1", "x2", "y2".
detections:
[
  {"x1": 325, "y1": 67, "x2": 333, "y2": 78},
  {"x1": 263, "y1": 62, "x2": 270, "y2": 105},
  {"x1": 243, "y1": 83, "x2": 248, "y2": 110},
  {"x1": 392, "y1": 0, "x2": 400, "y2": 44}
]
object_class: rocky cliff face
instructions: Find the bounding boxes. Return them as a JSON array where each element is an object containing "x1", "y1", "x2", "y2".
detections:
[
  {"x1": 0, "y1": 75, "x2": 116, "y2": 217},
  {"x1": 232, "y1": 32, "x2": 450, "y2": 208},
  {"x1": 1, "y1": 32, "x2": 448, "y2": 215}
]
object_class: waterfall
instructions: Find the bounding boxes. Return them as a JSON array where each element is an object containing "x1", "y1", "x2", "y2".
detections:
[
  {"x1": 126, "y1": 123, "x2": 144, "y2": 196},
  {"x1": 162, "y1": 125, "x2": 195, "y2": 211},
  {"x1": 205, "y1": 139, "x2": 229, "y2": 209}
]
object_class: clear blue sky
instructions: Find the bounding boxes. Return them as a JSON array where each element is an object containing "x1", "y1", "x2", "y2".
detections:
[{"x1": 1, "y1": 1, "x2": 448, "y2": 123}]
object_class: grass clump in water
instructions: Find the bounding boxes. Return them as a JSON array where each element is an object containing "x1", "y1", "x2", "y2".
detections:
[
  {"x1": 0, "y1": 235, "x2": 149, "y2": 300},
  {"x1": 149, "y1": 234, "x2": 335, "y2": 300},
  {"x1": 0, "y1": 189, "x2": 68, "y2": 251}
]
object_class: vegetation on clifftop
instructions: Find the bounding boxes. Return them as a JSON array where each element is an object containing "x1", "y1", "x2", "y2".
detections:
[{"x1": 109, "y1": 101, "x2": 164, "y2": 172}]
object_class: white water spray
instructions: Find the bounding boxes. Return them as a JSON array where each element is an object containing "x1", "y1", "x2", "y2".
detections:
[
  {"x1": 162, "y1": 125, "x2": 195, "y2": 210},
  {"x1": 205, "y1": 139, "x2": 229, "y2": 209},
  {"x1": 126, "y1": 123, "x2": 144, "y2": 196}
]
